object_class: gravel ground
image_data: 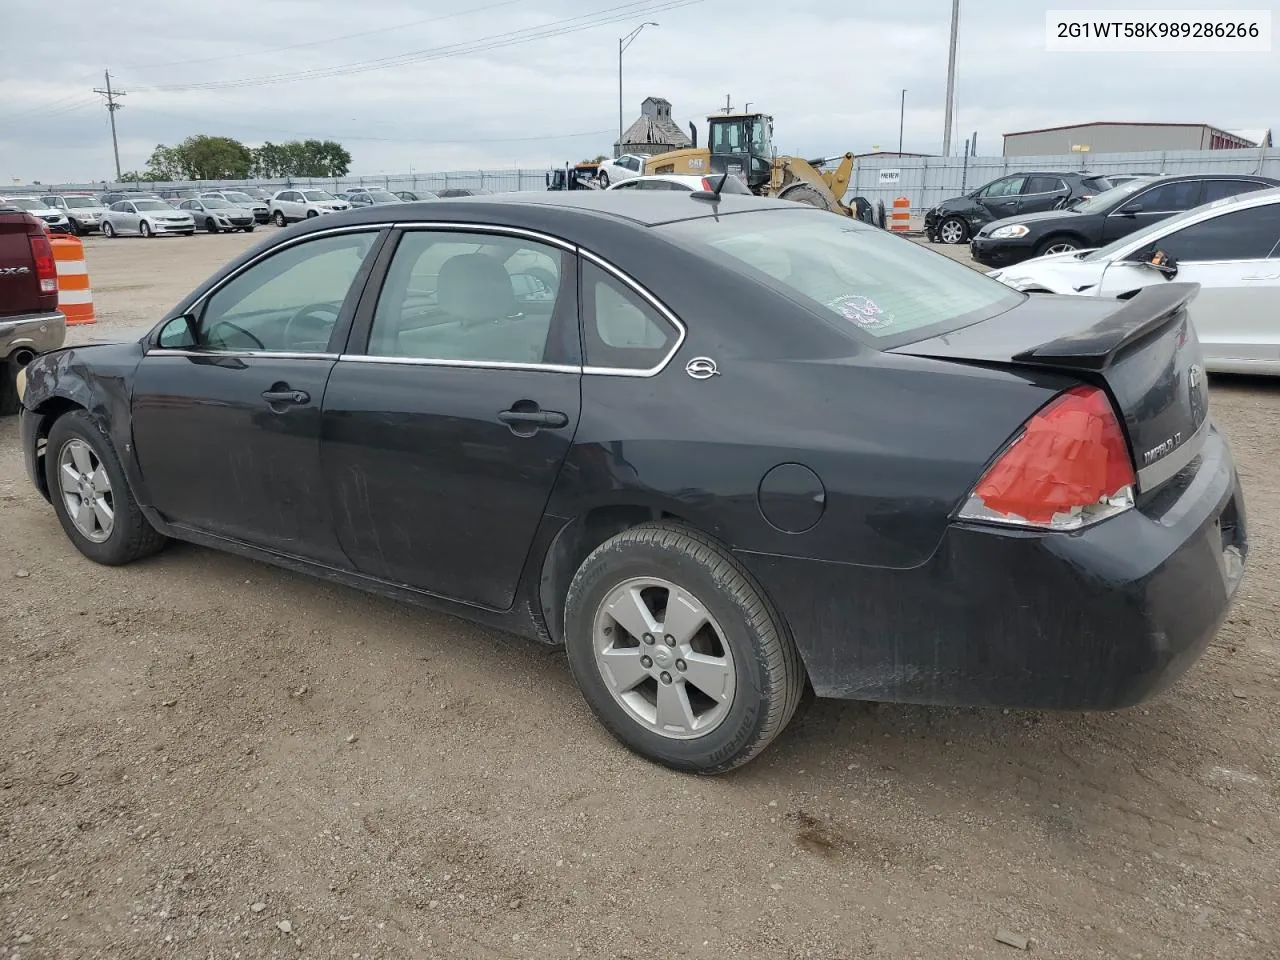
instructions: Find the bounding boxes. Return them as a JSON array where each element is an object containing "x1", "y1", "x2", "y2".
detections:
[{"x1": 1, "y1": 228, "x2": 1277, "y2": 959}]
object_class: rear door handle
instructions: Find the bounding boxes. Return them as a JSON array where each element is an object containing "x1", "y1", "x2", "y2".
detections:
[
  {"x1": 499, "y1": 408, "x2": 569, "y2": 428},
  {"x1": 262, "y1": 389, "x2": 310, "y2": 405}
]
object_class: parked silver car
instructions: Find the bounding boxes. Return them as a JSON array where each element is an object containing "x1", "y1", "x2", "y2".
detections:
[
  {"x1": 177, "y1": 197, "x2": 257, "y2": 233},
  {"x1": 100, "y1": 199, "x2": 196, "y2": 238},
  {"x1": 39, "y1": 194, "x2": 109, "y2": 235},
  {"x1": 199, "y1": 190, "x2": 270, "y2": 224}
]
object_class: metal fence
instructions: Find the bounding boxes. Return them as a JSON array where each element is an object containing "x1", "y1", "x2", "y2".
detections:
[
  {"x1": 13, "y1": 146, "x2": 1280, "y2": 212},
  {"x1": 847, "y1": 146, "x2": 1280, "y2": 212}
]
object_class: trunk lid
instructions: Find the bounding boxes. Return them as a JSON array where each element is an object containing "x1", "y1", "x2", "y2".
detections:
[{"x1": 892, "y1": 283, "x2": 1209, "y2": 493}]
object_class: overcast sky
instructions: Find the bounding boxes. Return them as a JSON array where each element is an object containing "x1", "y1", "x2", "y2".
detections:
[{"x1": 1, "y1": 0, "x2": 1275, "y2": 183}]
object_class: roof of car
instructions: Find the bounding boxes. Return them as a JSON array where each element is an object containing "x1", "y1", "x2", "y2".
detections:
[{"x1": 429, "y1": 190, "x2": 798, "y2": 226}]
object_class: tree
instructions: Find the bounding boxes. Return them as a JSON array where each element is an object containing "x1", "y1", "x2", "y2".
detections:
[
  {"x1": 251, "y1": 139, "x2": 351, "y2": 178},
  {"x1": 137, "y1": 135, "x2": 253, "y2": 181}
]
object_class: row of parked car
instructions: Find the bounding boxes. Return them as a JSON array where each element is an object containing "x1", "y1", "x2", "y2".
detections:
[{"x1": 0, "y1": 186, "x2": 494, "y2": 239}]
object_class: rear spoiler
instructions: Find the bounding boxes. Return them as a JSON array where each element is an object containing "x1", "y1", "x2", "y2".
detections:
[{"x1": 1013, "y1": 282, "x2": 1199, "y2": 371}]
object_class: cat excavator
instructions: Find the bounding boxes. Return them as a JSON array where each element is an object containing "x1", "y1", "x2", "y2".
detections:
[{"x1": 643, "y1": 107, "x2": 867, "y2": 218}]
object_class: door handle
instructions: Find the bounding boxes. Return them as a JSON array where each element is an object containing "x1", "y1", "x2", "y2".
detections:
[
  {"x1": 499, "y1": 408, "x2": 569, "y2": 428},
  {"x1": 262, "y1": 388, "x2": 310, "y2": 405}
]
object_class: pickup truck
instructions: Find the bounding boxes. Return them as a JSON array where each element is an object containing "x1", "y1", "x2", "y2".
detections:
[{"x1": 0, "y1": 205, "x2": 66, "y2": 414}]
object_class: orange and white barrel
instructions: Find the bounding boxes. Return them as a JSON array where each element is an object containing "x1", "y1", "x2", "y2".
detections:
[
  {"x1": 889, "y1": 196, "x2": 911, "y2": 233},
  {"x1": 50, "y1": 235, "x2": 95, "y2": 325}
]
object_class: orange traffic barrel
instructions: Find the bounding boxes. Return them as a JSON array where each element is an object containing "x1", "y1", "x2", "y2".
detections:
[
  {"x1": 51, "y1": 235, "x2": 95, "y2": 325},
  {"x1": 889, "y1": 196, "x2": 911, "y2": 233}
]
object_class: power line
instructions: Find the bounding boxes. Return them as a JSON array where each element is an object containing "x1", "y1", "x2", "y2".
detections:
[
  {"x1": 134, "y1": 0, "x2": 530, "y2": 72},
  {"x1": 134, "y1": 0, "x2": 704, "y2": 93},
  {"x1": 93, "y1": 71, "x2": 127, "y2": 181}
]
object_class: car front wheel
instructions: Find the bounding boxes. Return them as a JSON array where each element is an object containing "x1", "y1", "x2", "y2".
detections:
[
  {"x1": 44, "y1": 411, "x2": 167, "y2": 566},
  {"x1": 563, "y1": 522, "x2": 805, "y2": 774},
  {"x1": 139, "y1": 221, "x2": 153, "y2": 239},
  {"x1": 937, "y1": 215, "x2": 969, "y2": 244},
  {"x1": 1036, "y1": 235, "x2": 1082, "y2": 257},
  {"x1": 273, "y1": 211, "x2": 287, "y2": 227},
  {"x1": 101, "y1": 221, "x2": 115, "y2": 238},
  {"x1": 598, "y1": 171, "x2": 610, "y2": 188}
]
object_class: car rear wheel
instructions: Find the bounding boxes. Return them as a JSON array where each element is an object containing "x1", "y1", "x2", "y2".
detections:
[
  {"x1": 937, "y1": 216, "x2": 969, "y2": 244},
  {"x1": 1036, "y1": 235, "x2": 1082, "y2": 257},
  {"x1": 44, "y1": 411, "x2": 167, "y2": 566},
  {"x1": 563, "y1": 522, "x2": 805, "y2": 774},
  {"x1": 139, "y1": 221, "x2": 153, "y2": 239},
  {"x1": 273, "y1": 210, "x2": 287, "y2": 227},
  {"x1": 244, "y1": 224, "x2": 255, "y2": 233},
  {"x1": 101, "y1": 221, "x2": 115, "y2": 238}
]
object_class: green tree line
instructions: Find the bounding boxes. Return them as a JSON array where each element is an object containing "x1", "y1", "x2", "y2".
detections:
[{"x1": 121, "y1": 135, "x2": 352, "y2": 182}]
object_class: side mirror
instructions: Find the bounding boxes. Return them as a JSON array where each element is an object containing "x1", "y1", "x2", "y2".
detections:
[
  {"x1": 1119, "y1": 202, "x2": 1143, "y2": 216},
  {"x1": 157, "y1": 313, "x2": 198, "y2": 349},
  {"x1": 1140, "y1": 250, "x2": 1178, "y2": 278}
]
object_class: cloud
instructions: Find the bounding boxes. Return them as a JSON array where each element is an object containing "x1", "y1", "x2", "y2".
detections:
[{"x1": 0, "y1": 0, "x2": 1274, "y2": 183}]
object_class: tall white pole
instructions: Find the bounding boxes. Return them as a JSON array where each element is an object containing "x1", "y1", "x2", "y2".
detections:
[{"x1": 942, "y1": 0, "x2": 960, "y2": 156}]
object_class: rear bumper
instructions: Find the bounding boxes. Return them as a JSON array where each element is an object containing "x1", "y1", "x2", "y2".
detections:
[
  {"x1": 1, "y1": 311, "x2": 66, "y2": 359},
  {"x1": 737, "y1": 425, "x2": 1246, "y2": 709}
]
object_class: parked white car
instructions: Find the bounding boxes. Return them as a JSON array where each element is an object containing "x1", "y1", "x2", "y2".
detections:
[
  {"x1": 0, "y1": 196, "x2": 71, "y2": 233},
  {"x1": 269, "y1": 188, "x2": 350, "y2": 225},
  {"x1": 39, "y1": 194, "x2": 109, "y2": 234},
  {"x1": 595, "y1": 154, "x2": 647, "y2": 188},
  {"x1": 987, "y1": 187, "x2": 1280, "y2": 375},
  {"x1": 606, "y1": 174, "x2": 752, "y2": 195},
  {"x1": 100, "y1": 199, "x2": 196, "y2": 238}
]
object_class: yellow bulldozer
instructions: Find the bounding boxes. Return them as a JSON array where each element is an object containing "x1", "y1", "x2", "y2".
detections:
[{"x1": 643, "y1": 108, "x2": 859, "y2": 216}]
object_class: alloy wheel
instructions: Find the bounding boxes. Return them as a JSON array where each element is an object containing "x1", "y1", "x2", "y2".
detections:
[
  {"x1": 1042, "y1": 241, "x2": 1078, "y2": 255},
  {"x1": 939, "y1": 218, "x2": 966, "y2": 244},
  {"x1": 592, "y1": 576, "x2": 736, "y2": 739},
  {"x1": 57, "y1": 438, "x2": 114, "y2": 543}
]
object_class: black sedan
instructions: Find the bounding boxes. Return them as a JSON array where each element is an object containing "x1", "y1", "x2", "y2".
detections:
[
  {"x1": 924, "y1": 171, "x2": 1113, "y2": 244},
  {"x1": 17, "y1": 192, "x2": 1247, "y2": 773},
  {"x1": 970, "y1": 173, "x2": 1280, "y2": 266}
]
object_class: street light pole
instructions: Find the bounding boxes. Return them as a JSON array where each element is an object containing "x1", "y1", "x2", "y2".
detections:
[
  {"x1": 898, "y1": 88, "x2": 906, "y2": 155},
  {"x1": 618, "y1": 22, "x2": 658, "y2": 158},
  {"x1": 942, "y1": 0, "x2": 960, "y2": 156}
]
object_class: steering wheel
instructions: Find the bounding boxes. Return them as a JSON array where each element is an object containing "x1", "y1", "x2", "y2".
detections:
[
  {"x1": 206, "y1": 320, "x2": 265, "y2": 351},
  {"x1": 283, "y1": 302, "x2": 340, "y2": 350}
]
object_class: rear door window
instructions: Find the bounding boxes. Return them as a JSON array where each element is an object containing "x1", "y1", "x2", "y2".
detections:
[
  {"x1": 663, "y1": 209, "x2": 1022, "y2": 346},
  {"x1": 1022, "y1": 176, "x2": 1065, "y2": 195},
  {"x1": 1200, "y1": 179, "x2": 1269, "y2": 203},
  {"x1": 1131, "y1": 180, "x2": 1202, "y2": 213},
  {"x1": 1154, "y1": 204, "x2": 1280, "y2": 261}
]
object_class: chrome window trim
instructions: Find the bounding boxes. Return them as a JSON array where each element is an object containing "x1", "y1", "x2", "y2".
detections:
[
  {"x1": 578, "y1": 248, "x2": 686, "y2": 378},
  {"x1": 337, "y1": 354, "x2": 580, "y2": 374},
  {"x1": 391, "y1": 220, "x2": 576, "y2": 252},
  {"x1": 145, "y1": 349, "x2": 340, "y2": 361}
]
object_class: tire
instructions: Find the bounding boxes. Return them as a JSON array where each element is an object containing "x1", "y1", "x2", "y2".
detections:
[
  {"x1": 1035, "y1": 235, "x2": 1082, "y2": 257},
  {"x1": 205, "y1": 217, "x2": 219, "y2": 234},
  {"x1": 598, "y1": 171, "x2": 610, "y2": 188},
  {"x1": 139, "y1": 220, "x2": 153, "y2": 239},
  {"x1": 244, "y1": 224, "x2": 256, "y2": 233},
  {"x1": 101, "y1": 221, "x2": 116, "y2": 238},
  {"x1": 563, "y1": 522, "x2": 805, "y2": 774},
  {"x1": 0, "y1": 354, "x2": 25, "y2": 416},
  {"x1": 936, "y1": 215, "x2": 968, "y2": 244},
  {"x1": 778, "y1": 182, "x2": 839, "y2": 213},
  {"x1": 305, "y1": 209, "x2": 318, "y2": 219},
  {"x1": 273, "y1": 210, "x2": 287, "y2": 227},
  {"x1": 44, "y1": 410, "x2": 167, "y2": 566}
]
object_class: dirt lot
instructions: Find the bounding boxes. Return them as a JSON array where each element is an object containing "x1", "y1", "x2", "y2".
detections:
[{"x1": 2, "y1": 229, "x2": 1277, "y2": 959}]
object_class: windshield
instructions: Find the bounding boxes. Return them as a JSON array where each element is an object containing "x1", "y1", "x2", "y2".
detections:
[
  {"x1": 303, "y1": 190, "x2": 335, "y2": 201},
  {"x1": 64, "y1": 197, "x2": 99, "y2": 208},
  {"x1": 221, "y1": 192, "x2": 255, "y2": 203},
  {"x1": 7, "y1": 198, "x2": 51, "y2": 211},
  {"x1": 134, "y1": 200, "x2": 173, "y2": 211},
  {"x1": 710, "y1": 117, "x2": 773, "y2": 156},
  {"x1": 202, "y1": 198, "x2": 234, "y2": 209},
  {"x1": 365, "y1": 190, "x2": 399, "y2": 202},
  {"x1": 663, "y1": 209, "x2": 1022, "y2": 344},
  {"x1": 1072, "y1": 178, "x2": 1154, "y2": 215}
]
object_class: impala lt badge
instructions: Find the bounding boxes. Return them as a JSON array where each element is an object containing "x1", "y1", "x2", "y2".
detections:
[
  {"x1": 685, "y1": 357, "x2": 720, "y2": 380},
  {"x1": 1143, "y1": 432, "x2": 1183, "y2": 465}
]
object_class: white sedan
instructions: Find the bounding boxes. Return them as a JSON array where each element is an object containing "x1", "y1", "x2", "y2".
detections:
[
  {"x1": 100, "y1": 199, "x2": 196, "y2": 238},
  {"x1": 987, "y1": 187, "x2": 1280, "y2": 375},
  {"x1": 595, "y1": 153, "x2": 647, "y2": 187},
  {"x1": 606, "y1": 174, "x2": 752, "y2": 195},
  {"x1": 269, "y1": 188, "x2": 351, "y2": 226}
]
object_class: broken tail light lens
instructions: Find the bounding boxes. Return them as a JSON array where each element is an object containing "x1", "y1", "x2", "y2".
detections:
[{"x1": 958, "y1": 385, "x2": 1136, "y2": 531}]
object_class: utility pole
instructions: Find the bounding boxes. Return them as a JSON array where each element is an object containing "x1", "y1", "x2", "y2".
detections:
[
  {"x1": 942, "y1": 0, "x2": 960, "y2": 156},
  {"x1": 93, "y1": 69, "x2": 126, "y2": 181},
  {"x1": 898, "y1": 89, "x2": 907, "y2": 155},
  {"x1": 618, "y1": 22, "x2": 658, "y2": 158}
]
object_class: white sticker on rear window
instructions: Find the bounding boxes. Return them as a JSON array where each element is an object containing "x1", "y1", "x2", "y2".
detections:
[{"x1": 827, "y1": 295, "x2": 895, "y2": 329}]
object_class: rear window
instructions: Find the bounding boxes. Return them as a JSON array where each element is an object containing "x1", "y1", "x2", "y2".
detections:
[
  {"x1": 662, "y1": 209, "x2": 1023, "y2": 344},
  {"x1": 1083, "y1": 176, "x2": 1114, "y2": 192}
]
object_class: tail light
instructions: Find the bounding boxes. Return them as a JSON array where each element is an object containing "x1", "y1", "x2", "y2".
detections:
[
  {"x1": 29, "y1": 232, "x2": 57, "y2": 295},
  {"x1": 700, "y1": 177, "x2": 714, "y2": 191},
  {"x1": 958, "y1": 385, "x2": 1135, "y2": 530}
]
